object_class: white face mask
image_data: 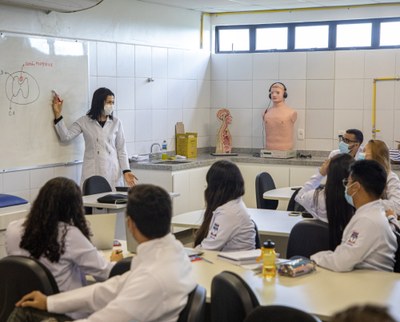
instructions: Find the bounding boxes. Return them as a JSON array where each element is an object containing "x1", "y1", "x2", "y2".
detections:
[{"x1": 104, "y1": 104, "x2": 114, "y2": 116}]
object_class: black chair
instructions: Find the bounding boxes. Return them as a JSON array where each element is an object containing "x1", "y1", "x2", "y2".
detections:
[
  {"x1": 391, "y1": 225, "x2": 400, "y2": 273},
  {"x1": 255, "y1": 172, "x2": 278, "y2": 210},
  {"x1": 82, "y1": 175, "x2": 112, "y2": 214},
  {"x1": 286, "y1": 220, "x2": 330, "y2": 259},
  {"x1": 252, "y1": 220, "x2": 261, "y2": 249},
  {"x1": 0, "y1": 255, "x2": 59, "y2": 321},
  {"x1": 177, "y1": 285, "x2": 207, "y2": 322},
  {"x1": 286, "y1": 188, "x2": 306, "y2": 212},
  {"x1": 109, "y1": 256, "x2": 134, "y2": 278},
  {"x1": 244, "y1": 305, "x2": 322, "y2": 322},
  {"x1": 211, "y1": 271, "x2": 259, "y2": 322}
]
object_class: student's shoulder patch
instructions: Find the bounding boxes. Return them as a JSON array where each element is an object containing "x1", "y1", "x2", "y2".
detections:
[
  {"x1": 346, "y1": 230, "x2": 359, "y2": 246},
  {"x1": 210, "y1": 222, "x2": 220, "y2": 239}
]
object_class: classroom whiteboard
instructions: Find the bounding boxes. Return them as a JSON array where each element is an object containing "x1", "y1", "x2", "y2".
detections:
[{"x1": 0, "y1": 34, "x2": 88, "y2": 170}]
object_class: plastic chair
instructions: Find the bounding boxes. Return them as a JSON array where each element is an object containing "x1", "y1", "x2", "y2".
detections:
[
  {"x1": 0, "y1": 255, "x2": 59, "y2": 321},
  {"x1": 177, "y1": 285, "x2": 207, "y2": 322},
  {"x1": 109, "y1": 256, "x2": 133, "y2": 278},
  {"x1": 82, "y1": 175, "x2": 112, "y2": 214},
  {"x1": 244, "y1": 305, "x2": 322, "y2": 322},
  {"x1": 82, "y1": 175, "x2": 112, "y2": 195},
  {"x1": 255, "y1": 172, "x2": 278, "y2": 210},
  {"x1": 286, "y1": 188, "x2": 306, "y2": 212},
  {"x1": 252, "y1": 220, "x2": 261, "y2": 249},
  {"x1": 286, "y1": 220, "x2": 330, "y2": 259},
  {"x1": 211, "y1": 271, "x2": 259, "y2": 322}
]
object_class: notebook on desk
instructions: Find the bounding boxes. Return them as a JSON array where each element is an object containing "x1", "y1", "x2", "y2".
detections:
[{"x1": 85, "y1": 213, "x2": 117, "y2": 250}]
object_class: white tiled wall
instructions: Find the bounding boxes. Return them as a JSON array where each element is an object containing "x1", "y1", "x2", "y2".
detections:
[{"x1": 211, "y1": 48, "x2": 400, "y2": 151}]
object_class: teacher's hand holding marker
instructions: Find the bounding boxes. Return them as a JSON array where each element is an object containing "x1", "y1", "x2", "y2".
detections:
[{"x1": 52, "y1": 87, "x2": 138, "y2": 189}]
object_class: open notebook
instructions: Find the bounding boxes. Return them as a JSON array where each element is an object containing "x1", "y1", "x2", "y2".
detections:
[{"x1": 85, "y1": 213, "x2": 117, "y2": 250}]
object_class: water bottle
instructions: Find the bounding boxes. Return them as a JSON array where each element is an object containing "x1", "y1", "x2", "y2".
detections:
[
  {"x1": 161, "y1": 140, "x2": 168, "y2": 160},
  {"x1": 262, "y1": 240, "x2": 276, "y2": 279}
]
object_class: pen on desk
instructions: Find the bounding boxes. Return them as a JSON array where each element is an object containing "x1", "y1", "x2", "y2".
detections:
[{"x1": 200, "y1": 256, "x2": 214, "y2": 264}]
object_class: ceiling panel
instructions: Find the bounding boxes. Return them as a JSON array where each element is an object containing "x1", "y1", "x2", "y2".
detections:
[{"x1": 137, "y1": 0, "x2": 400, "y2": 13}]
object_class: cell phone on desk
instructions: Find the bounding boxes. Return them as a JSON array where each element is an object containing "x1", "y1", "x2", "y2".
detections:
[{"x1": 289, "y1": 211, "x2": 301, "y2": 216}]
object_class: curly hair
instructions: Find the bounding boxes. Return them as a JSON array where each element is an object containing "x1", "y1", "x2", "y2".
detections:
[{"x1": 20, "y1": 177, "x2": 91, "y2": 262}]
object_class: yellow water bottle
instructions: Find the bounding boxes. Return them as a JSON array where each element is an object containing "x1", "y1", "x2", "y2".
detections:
[{"x1": 262, "y1": 240, "x2": 276, "y2": 279}]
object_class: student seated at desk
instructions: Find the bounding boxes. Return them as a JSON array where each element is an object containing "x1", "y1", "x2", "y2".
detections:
[
  {"x1": 363, "y1": 139, "x2": 400, "y2": 217},
  {"x1": 194, "y1": 160, "x2": 256, "y2": 251},
  {"x1": 6, "y1": 177, "x2": 117, "y2": 294},
  {"x1": 8, "y1": 184, "x2": 196, "y2": 322},
  {"x1": 311, "y1": 160, "x2": 397, "y2": 272},
  {"x1": 295, "y1": 154, "x2": 355, "y2": 249}
]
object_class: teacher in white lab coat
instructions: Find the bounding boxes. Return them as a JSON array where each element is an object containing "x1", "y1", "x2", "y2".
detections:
[{"x1": 52, "y1": 87, "x2": 137, "y2": 188}]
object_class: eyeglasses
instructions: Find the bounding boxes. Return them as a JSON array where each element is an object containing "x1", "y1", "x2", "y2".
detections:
[
  {"x1": 339, "y1": 135, "x2": 358, "y2": 144},
  {"x1": 342, "y1": 178, "x2": 349, "y2": 188}
]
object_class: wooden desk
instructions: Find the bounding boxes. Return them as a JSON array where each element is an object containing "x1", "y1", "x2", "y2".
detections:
[
  {"x1": 171, "y1": 208, "x2": 304, "y2": 237},
  {"x1": 263, "y1": 187, "x2": 300, "y2": 201},
  {"x1": 194, "y1": 250, "x2": 400, "y2": 321}
]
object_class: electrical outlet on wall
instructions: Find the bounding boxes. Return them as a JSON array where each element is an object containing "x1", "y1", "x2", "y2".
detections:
[{"x1": 298, "y1": 128, "x2": 305, "y2": 140}]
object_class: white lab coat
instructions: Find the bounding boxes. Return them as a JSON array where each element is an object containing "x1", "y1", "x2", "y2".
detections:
[
  {"x1": 47, "y1": 234, "x2": 197, "y2": 322},
  {"x1": 294, "y1": 172, "x2": 328, "y2": 223},
  {"x1": 311, "y1": 200, "x2": 397, "y2": 272},
  {"x1": 6, "y1": 219, "x2": 113, "y2": 292},
  {"x1": 54, "y1": 115, "x2": 130, "y2": 188},
  {"x1": 197, "y1": 198, "x2": 256, "y2": 252},
  {"x1": 382, "y1": 171, "x2": 400, "y2": 216}
]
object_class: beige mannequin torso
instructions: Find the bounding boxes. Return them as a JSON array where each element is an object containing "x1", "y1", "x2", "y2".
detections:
[{"x1": 264, "y1": 103, "x2": 297, "y2": 150}]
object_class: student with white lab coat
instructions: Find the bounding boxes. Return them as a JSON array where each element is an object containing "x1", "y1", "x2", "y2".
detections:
[
  {"x1": 6, "y1": 177, "x2": 116, "y2": 296},
  {"x1": 8, "y1": 184, "x2": 196, "y2": 322},
  {"x1": 311, "y1": 160, "x2": 397, "y2": 272},
  {"x1": 52, "y1": 87, "x2": 137, "y2": 188},
  {"x1": 295, "y1": 153, "x2": 355, "y2": 249},
  {"x1": 194, "y1": 160, "x2": 256, "y2": 252}
]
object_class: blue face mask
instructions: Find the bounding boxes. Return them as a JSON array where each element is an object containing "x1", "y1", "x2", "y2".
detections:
[
  {"x1": 344, "y1": 182, "x2": 357, "y2": 207},
  {"x1": 339, "y1": 141, "x2": 350, "y2": 154},
  {"x1": 357, "y1": 152, "x2": 366, "y2": 160}
]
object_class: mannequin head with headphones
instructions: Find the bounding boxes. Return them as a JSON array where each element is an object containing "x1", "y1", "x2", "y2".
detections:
[{"x1": 269, "y1": 82, "x2": 288, "y2": 100}]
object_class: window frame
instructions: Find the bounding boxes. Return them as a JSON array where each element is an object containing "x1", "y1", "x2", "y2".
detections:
[{"x1": 215, "y1": 17, "x2": 400, "y2": 54}]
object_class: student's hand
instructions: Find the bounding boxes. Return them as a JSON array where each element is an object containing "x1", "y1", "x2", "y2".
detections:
[
  {"x1": 110, "y1": 249, "x2": 124, "y2": 262},
  {"x1": 16, "y1": 291, "x2": 48, "y2": 311},
  {"x1": 52, "y1": 93, "x2": 63, "y2": 119},
  {"x1": 319, "y1": 159, "x2": 330, "y2": 176},
  {"x1": 386, "y1": 208, "x2": 395, "y2": 218},
  {"x1": 124, "y1": 172, "x2": 138, "y2": 187}
]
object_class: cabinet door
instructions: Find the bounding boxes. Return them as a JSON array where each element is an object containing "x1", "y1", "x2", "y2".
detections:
[
  {"x1": 172, "y1": 166, "x2": 210, "y2": 215},
  {"x1": 238, "y1": 163, "x2": 290, "y2": 209}
]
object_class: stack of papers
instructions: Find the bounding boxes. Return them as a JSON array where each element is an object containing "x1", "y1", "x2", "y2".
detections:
[{"x1": 217, "y1": 249, "x2": 262, "y2": 265}]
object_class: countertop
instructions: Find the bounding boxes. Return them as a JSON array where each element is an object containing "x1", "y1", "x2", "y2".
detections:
[
  {"x1": 130, "y1": 149, "x2": 400, "y2": 172},
  {"x1": 129, "y1": 151, "x2": 327, "y2": 171}
]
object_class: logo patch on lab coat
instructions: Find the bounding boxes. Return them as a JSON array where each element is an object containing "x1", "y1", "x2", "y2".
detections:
[
  {"x1": 210, "y1": 222, "x2": 220, "y2": 239},
  {"x1": 346, "y1": 230, "x2": 359, "y2": 245}
]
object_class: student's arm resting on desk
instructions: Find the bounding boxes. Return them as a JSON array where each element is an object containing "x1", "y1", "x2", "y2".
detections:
[
  {"x1": 48, "y1": 271, "x2": 168, "y2": 322},
  {"x1": 311, "y1": 217, "x2": 380, "y2": 272},
  {"x1": 66, "y1": 227, "x2": 114, "y2": 281}
]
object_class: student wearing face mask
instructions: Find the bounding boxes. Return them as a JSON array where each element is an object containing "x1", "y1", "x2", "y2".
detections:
[
  {"x1": 329, "y1": 129, "x2": 364, "y2": 159},
  {"x1": 52, "y1": 87, "x2": 137, "y2": 188},
  {"x1": 311, "y1": 160, "x2": 397, "y2": 272}
]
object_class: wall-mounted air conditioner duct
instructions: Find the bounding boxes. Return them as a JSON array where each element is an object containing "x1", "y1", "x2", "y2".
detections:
[{"x1": 0, "y1": 0, "x2": 103, "y2": 13}]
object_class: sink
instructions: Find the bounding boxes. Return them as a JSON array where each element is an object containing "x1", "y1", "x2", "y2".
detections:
[{"x1": 153, "y1": 160, "x2": 191, "y2": 165}]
